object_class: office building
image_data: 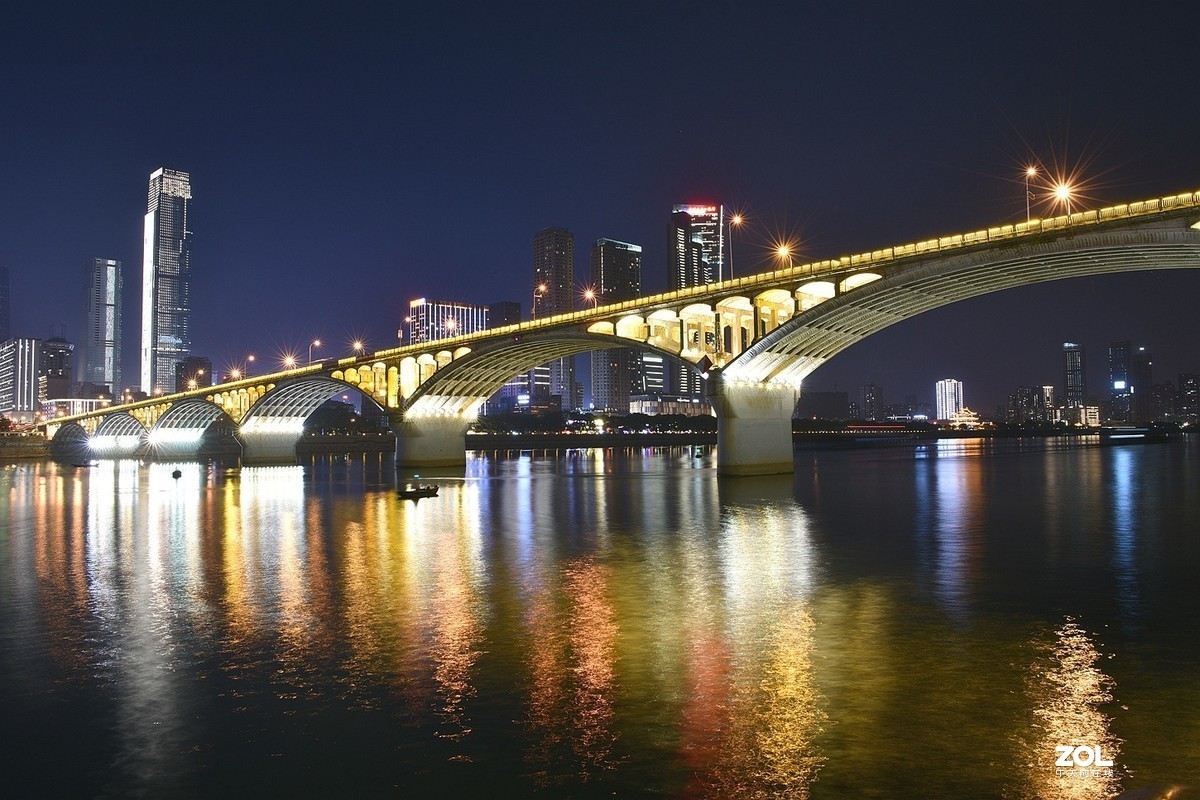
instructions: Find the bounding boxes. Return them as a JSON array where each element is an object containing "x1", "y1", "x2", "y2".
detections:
[
  {"x1": 1179, "y1": 373, "x2": 1200, "y2": 423},
  {"x1": 1062, "y1": 342, "x2": 1086, "y2": 408},
  {"x1": 0, "y1": 338, "x2": 40, "y2": 424},
  {"x1": 533, "y1": 227, "x2": 575, "y2": 408},
  {"x1": 39, "y1": 337, "x2": 73, "y2": 400},
  {"x1": 590, "y1": 239, "x2": 642, "y2": 411},
  {"x1": 935, "y1": 378, "x2": 964, "y2": 421},
  {"x1": 861, "y1": 383, "x2": 883, "y2": 420},
  {"x1": 406, "y1": 298, "x2": 489, "y2": 343},
  {"x1": 1132, "y1": 346, "x2": 1153, "y2": 424},
  {"x1": 1108, "y1": 340, "x2": 1132, "y2": 421},
  {"x1": 669, "y1": 204, "x2": 723, "y2": 398},
  {"x1": 141, "y1": 168, "x2": 193, "y2": 394},
  {"x1": 83, "y1": 258, "x2": 123, "y2": 395}
]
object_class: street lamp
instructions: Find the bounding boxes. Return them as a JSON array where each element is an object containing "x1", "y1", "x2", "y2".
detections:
[
  {"x1": 728, "y1": 213, "x2": 744, "y2": 280},
  {"x1": 229, "y1": 368, "x2": 242, "y2": 380},
  {"x1": 283, "y1": 355, "x2": 297, "y2": 369},
  {"x1": 1053, "y1": 181, "x2": 1074, "y2": 216},
  {"x1": 1024, "y1": 166, "x2": 1038, "y2": 223},
  {"x1": 533, "y1": 282, "x2": 548, "y2": 318},
  {"x1": 582, "y1": 287, "x2": 598, "y2": 307},
  {"x1": 776, "y1": 243, "x2": 793, "y2": 272},
  {"x1": 353, "y1": 339, "x2": 365, "y2": 356},
  {"x1": 445, "y1": 317, "x2": 459, "y2": 335},
  {"x1": 308, "y1": 339, "x2": 322, "y2": 364}
]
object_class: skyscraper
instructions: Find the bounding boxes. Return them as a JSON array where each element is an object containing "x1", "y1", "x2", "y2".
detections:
[
  {"x1": 1062, "y1": 342, "x2": 1086, "y2": 408},
  {"x1": 141, "y1": 167, "x2": 193, "y2": 394},
  {"x1": 590, "y1": 239, "x2": 642, "y2": 412},
  {"x1": 0, "y1": 264, "x2": 10, "y2": 343},
  {"x1": 39, "y1": 337, "x2": 73, "y2": 400},
  {"x1": 83, "y1": 258, "x2": 122, "y2": 395},
  {"x1": 0, "y1": 338, "x2": 40, "y2": 424},
  {"x1": 1132, "y1": 345, "x2": 1153, "y2": 424},
  {"x1": 1108, "y1": 340, "x2": 1132, "y2": 421},
  {"x1": 533, "y1": 227, "x2": 575, "y2": 409},
  {"x1": 935, "y1": 378, "x2": 964, "y2": 421},
  {"x1": 669, "y1": 204, "x2": 723, "y2": 398}
]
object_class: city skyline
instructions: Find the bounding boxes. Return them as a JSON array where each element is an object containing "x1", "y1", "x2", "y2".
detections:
[{"x1": 2, "y1": 5, "x2": 1200, "y2": 414}]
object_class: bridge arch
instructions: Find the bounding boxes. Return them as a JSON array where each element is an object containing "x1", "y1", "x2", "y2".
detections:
[
  {"x1": 90, "y1": 413, "x2": 148, "y2": 455},
  {"x1": 724, "y1": 225, "x2": 1200, "y2": 386},
  {"x1": 239, "y1": 376, "x2": 388, "y2": 463},
  {"x1": 49, "y1": 421, "x2": 90, "y2": 457},
  {"x1": 148, "y1": 398, "x2": 239, "y2": 455}
]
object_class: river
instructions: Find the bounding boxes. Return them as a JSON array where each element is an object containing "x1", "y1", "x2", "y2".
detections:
[{"x1": 1, "y1": 437, "x2": 1197, "y2": 798}]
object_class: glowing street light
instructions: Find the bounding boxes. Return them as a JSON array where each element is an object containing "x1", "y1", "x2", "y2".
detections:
[
  {"x1": 582, "y1": 286, "x2": 598, "y2": 307},
  {"x1": 229, "y1": 367, "x2": 242, "y2": 380},
  {"x1": 1053, "y1": 181, "x2": 1074, "y2": 216},
  {"x1": 308, "y1": 339, "x2": 322, "y2": 364},
  {"x1": 728, "y1": 213, "x2": 744, "y2": 280},
  {"x1": 283, "y1": 355, "x2": 297, "y2": 369},
  {"x1": 353, "y1": 339, "x2": 365, "y2": 356},
  {"x1": 1024, "y1": 165, "x2": 1038, "y2": 223},
  {"x1": 533, "y1": 282, "x2": 548, "y2": 318},
  {"x1": 445, "y1": 317, "x2": 459, "y2": 334},
  {"x1": 776, "y1": 244, "x2": 793, "y2": 272}
]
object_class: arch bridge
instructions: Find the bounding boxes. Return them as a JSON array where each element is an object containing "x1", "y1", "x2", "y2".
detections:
[{"x1": 44, "y1": 188, "x2": 1200, "y2": 475}]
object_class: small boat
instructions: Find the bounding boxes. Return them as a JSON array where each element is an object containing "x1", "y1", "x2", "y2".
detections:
[
  {"x1": 71, "y1": 462, "x2": 96, "y2": 468},
  {"x1": 398, "y1": 482, "x2": 439, "y2": 500},
  {"x1": 1099, "y1": 425, "x2": 1180, "y2": 444}
]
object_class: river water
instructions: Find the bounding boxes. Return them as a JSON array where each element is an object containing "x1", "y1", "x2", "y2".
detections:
[{"x1": 2, "y1": 438, "x2": 1198, "y2": 798}]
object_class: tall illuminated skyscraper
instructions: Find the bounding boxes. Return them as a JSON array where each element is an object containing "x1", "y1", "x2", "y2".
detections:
[
  {"x1": 1062, "y1": 342, "x2": 1086, "y2": 408},
  {"x1": 141, "y1": 168, "x2": 192, "y2": 394},
  {"x1": 533, "y1": 227, "x2": 575, "y2": 409},
  {"x1": 935, "y1": 378, "x2": 963, "y2": 421},
  {"x1": 669, "y1": 204, "x2": 723, "y2": 398},
  {"x1": 589, "y1": 238, "x2": 642, "y2": 411},
  {"x1": 83, "y1": 258, "x2": 122, "y2": 395}
]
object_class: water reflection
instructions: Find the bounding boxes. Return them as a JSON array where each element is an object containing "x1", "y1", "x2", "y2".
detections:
[{"x1": 1019, "y1": 618, "x2": 1123, "y2": 800}]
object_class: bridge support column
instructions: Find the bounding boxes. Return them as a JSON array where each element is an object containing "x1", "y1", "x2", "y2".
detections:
[
  {"x1": 709, "y1": 376, "x2": 797, "y2": 477},
  {"x1": 394, "y1": 415, "x2": 470, "y2": 468},
  {"x1": 241, "y1": 432, "x2": 303, "y2": 464}
]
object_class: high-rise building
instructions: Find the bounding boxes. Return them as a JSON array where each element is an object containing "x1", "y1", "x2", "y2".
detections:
[
  {"x1": 590, "y1": 239, "x2": 642, "y2": 412},
  {"x1": 1062, "y1": 342, "x2": 1086, "y2": 408},
  {"x1": 0, "y1": 264, "x2": 10, "y2": 342},
  {"x1": 1108, "y1": 340, "x2": 1132, "y2": 421},
  {"x1": 83, "y1": 258, "x2": 123, "y2": 395},
  {"x1": 406, "y1": 298, "x2": 489, "y2": 343},
  {"x1": 935, "y1": 378, "x2": 964, "y2": 421},
  {"x1": 668, "y1": 205, "x2": 723, "y2": 398},
  {"x1": 1179, "y1": 373, "x2": 1200, "y2": 423},
  {"x1": 1132, "y1": 345, "x2": 1153, "y2": 424},
  {"x1": 861, "y1": 383, "x2": 883, "y2": 420},
  {"x1": 141, "y1": 168, "x2": 193, "y2": 394},
  {"x1": 533, "y1": 227, "x2": 575, "y2": 408},
  {"x1": 39, "y1": 337, "x2": 73, "y2": 401},
  {"x1": 0, "y1": 338, "x2": 41, "y2": 424}
]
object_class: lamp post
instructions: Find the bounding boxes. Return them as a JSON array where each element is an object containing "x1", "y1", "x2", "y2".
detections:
[
  {"x1": 1024, "y1": 166, "x2": 1038, "y2": 223},
  {"x1": 353, "y1": 340, "x2": 365, "y2": 356},
  {"x1": 283, "y1": 355, "x2": 297, "y2": 370},
  {"x1": 728, "y1": 214, "x2": 744, "y2": 280},
  {"x1": 308, "y1": 339, "x2": 322, "y2": 364},
  {"x1": 533, "y1": 282, "x2": 547, "y2": 318},
  {"x1": 1053, "y1": 182, "x2": 1074, "y2": 216},
  {"x1": 776, "y1": 244, "x2": 793, "y2": 273},
  {"x1": 583, "y1": 287, "x2": 598, "y2": 308}
]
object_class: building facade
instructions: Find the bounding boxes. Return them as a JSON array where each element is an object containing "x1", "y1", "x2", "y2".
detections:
[
  {"x1": 1062, "y1": 342, "x2": 1086, "y2": 409},
  {"x1": 533, "y1": 227, "x2": 575, "y2": 408},
  {"x1": 0, "y1": 264, "x2": 9, "y2": 342},
  {"x1": 0, "y1": 338, "x2": 40, "y2": 424},
  {"x1": 39, "y1": 337, "x2": 73, "y2": 401},
  {"x1": 406, "y1": 298, "x2": 489, "y2": 344},
  {"x1": 83, "y1": 257, "x2": 123, "y2": 396},
  {"x1": 141, "y1": 168, "x2": 193, "y2": 394},
  {"x1": 935, "y1": 378, "x2": 964, "y2": 421},
  {"x1": 589, "y1": 239, "x2": 642, "y2": 411},
  {"x1": 668, "y1": 204, "x2": 723, "y2": 399}
]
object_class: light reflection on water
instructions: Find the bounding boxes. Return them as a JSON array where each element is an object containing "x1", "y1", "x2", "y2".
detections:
[{"x1": 1, "y1": 441, "x2": 1198, "y2": 797}]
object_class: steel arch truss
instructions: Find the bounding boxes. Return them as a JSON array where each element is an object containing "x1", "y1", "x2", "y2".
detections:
[
  {"x1": 405, "y1": 332, "x2": 693, "y2": 418},
  {"x1": 148, "y1": 398, "x2": 236, "y2": 449},
  {"x1": 724, "y1": 226, "x2": 1200, "y2": 385},
  {"x1": 90, "y1": 412, "x2": 148, "y2": 453},
  {"x1": 240, "y1": 377, "x2": 367, "y2": 434}
]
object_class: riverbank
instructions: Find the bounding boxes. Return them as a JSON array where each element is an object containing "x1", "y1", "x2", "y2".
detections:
[
  {"x1": 0, "y1": 434, "x2": 50, "y2": 460},
  {"x1": 467, "y1": 431, "x2": 716, "y2": 450}
]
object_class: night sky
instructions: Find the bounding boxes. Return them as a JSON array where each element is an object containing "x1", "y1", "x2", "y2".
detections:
[{"x1": 3, "y1": 3, "x2": 1199, "y2": 414}]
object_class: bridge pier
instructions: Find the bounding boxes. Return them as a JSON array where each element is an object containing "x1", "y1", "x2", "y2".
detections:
[
  {"x1": 394, "y1": 415, "x2": 470, "y2": 469},
  {"x1": 709, "y1": 376, "x2": 798, "y2": 477},
  {"x1": 240, "y1": 431, "x2": 304, "y2": 464}
]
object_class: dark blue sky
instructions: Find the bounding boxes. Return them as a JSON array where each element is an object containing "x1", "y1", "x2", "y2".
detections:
[{"x1": 3, "y1": 3, "x2": 1199, "y2": 412}]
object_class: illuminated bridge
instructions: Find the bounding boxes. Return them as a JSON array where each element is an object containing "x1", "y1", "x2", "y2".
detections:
[{"x1": 45, "y1": 188, "x2": 1200, "y2": 475}]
